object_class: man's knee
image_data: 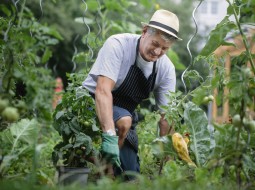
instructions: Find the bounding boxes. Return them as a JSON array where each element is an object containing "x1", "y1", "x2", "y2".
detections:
[
  {"x1": 116, "y1": 116, "x2": 132, "y2": 146},
  {"x1": 116, "y1": 116, "x2": 132, "y2": 134}
]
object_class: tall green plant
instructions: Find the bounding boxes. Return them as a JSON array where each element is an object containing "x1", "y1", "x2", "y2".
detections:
[
  {"x1": 52, "y1": 71, "x2": 101, "y2": 168},
  {"x1": 195, "y1": 0, "x2": 255, "y2": 187},
  {"x1": 139, "y1": 0, "x2": 255, "y2": 188},
  {"x1": 0, "y1": 3, "x2": 62, "y2": 122},
  {"x1": 0, "y1": 1, "x2": 62, "y2": 184}
]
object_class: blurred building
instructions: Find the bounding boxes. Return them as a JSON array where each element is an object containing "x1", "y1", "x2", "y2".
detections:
[
  {"x1": 193, "y1": 1, "x2": 254, "y2": 123},
  {"x1": 172, "y1": 0, "x2": 231, "y2": 48},
  {"x1": 195, "y1": 0, "x2": 230, "y2": 48},
  {"x1": 196, "y1": 0, "x2": 229, "y2": 35},
  {"x1": 174, "y1": 0, "x2": 254, "y2": 124}
]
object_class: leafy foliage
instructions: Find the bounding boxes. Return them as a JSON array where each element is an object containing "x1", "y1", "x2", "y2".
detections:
[
  {"x1": 52, "y1": 71, "x2": 101, "y2": 167},
  {"x1": 0, "y1": 1, "x2": 61, "y2": 184},
  {"x1": 0, "y1": 0, "x2": 255, "y2": 189},
  {"x1": 0, "y1": 119, "x2": 39, "y2": 176},
  {"x1": 183, "y1": 101, "x2": 212, "y2": 167},
  {"x1": 200, "y1": 17, "x2": 237, "y2": 56},
  {"x1": 0, "y1": 119, "x2": 57, "y2": 184},
  {"x1": 0, "y1": 3, "x2": 61, "y2": 122}
]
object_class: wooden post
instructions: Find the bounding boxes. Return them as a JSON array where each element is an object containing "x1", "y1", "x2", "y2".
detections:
[
  {"x1": 212, "y1": 28, "x2": 255, "y2": 123},
  {"x1": 223, "y1": 55, "x2": 230, "y2": 122}
]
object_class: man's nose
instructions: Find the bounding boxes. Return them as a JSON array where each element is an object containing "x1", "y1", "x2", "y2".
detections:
[{"x1": 154, "y1": 48, "x2": 161, "y2": 55}]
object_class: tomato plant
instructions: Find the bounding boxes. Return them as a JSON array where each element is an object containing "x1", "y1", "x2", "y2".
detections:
[{"x1": 52, "y1": 71, "x2": 101, "y2": 168}]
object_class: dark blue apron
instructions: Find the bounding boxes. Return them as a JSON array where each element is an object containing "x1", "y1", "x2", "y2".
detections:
[{"x1": 112, "y1": 38, "x2": 157, "y2": 113}]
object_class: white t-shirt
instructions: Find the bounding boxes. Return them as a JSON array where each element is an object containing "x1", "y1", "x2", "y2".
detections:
[
  {"x1": 82, "y1": 33, "x2": 176, "y2": 111},
  {"x1": 136, "y1": 53, "x2": 154, "y2": 79}
]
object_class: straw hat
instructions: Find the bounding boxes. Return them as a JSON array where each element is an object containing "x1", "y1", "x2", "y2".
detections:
[{"x1": 142, "y1": 9, "x2": 182, "y2": 40}]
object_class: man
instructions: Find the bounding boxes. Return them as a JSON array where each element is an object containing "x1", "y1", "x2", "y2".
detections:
[{"x1": 82, "y1": 9, "x2": 181, "y2": 179}]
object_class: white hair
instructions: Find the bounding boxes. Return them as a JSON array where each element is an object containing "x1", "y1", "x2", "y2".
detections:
[{"x1": 147, "y1": 26, "x2": 177, "y2": 42}]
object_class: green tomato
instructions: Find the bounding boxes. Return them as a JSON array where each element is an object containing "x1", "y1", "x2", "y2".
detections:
[
  {"x1": 14, "y1": 100, "x2": 27, "y2": 115},
  {"x1": 243, "y1": 117, "x2": 249, "y2": 128},
  {"x1": 232, "y1": 114, "x2": 241, "y2": 127},
  {"x1": 83, "y1": 121, "x2": 90, "y2": 127},
  {"x1": 247, "y1": 120, "x2": 255, "y2": 133},
  {"x1": 242, "y1": 118, "x2": 255, "y2": 133},
  {"x1": 76, "y1": 149, "x2": 83, "y2": 155},
  {"x1": 202, "y1": 95, "x2": 214, "y2": 104},
  {"x1": 208, "y1": 95, "x2": 214, "y2": 101},
  {"x1": 15, "y1": 100, "x2": 27, "y2": 110},
  {"x1": 0, "y1": 99, "x2": 9, "y2": 113},
  {"x1": 242, "y1": 67, "x2": 252, "y2": 78},
  {"x1": 202, "y1": 96, "x2": 209, "y2": 104},
  {"x1": 1, "y1": 107, "x2": 20, "y2": 122}
]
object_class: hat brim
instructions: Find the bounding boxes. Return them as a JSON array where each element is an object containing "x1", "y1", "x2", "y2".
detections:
[{"x1": 141, "y1": 22, "x2": 182, "y2": 41}]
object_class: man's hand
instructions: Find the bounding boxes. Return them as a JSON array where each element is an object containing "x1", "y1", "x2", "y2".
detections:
[
  {"x1": 101, "y1": 133, "x2": 121, "y2": 167},
  {"x1": 159, "y1": 114, "x2": 174, "y2": 136}
]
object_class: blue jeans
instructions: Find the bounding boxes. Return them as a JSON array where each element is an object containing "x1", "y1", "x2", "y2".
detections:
[{"x1": 113, "y1": 106, "x2": 140, "y2": 180}]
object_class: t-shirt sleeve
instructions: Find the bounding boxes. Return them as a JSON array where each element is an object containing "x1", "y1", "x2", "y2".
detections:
[
  {"x1": 89, "y1": 36, "x2": 123, "y2": 83},
  {"x1": 154, "y1": 61, "x2": 176, "y2": 112}
]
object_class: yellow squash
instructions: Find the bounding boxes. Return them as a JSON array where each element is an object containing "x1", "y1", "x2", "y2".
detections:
[{"x1": 172, "y1": 132, "x2": 196, "y2": 167}]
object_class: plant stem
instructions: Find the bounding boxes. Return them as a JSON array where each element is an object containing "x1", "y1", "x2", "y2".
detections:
[
  {"x1": 18, "y1": 0, "x2": 27, "y2": 27},
  {"x1": 227, "y1": 0, "x2": 255, "y2": 73},
  {"x1": 4, "y1": 48, "x2": 13, "y2": 94}
]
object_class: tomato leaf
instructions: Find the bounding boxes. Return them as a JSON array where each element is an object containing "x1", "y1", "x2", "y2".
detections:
[{"x1": 199, "y1": 17, "x2": 237, "y2": 57}]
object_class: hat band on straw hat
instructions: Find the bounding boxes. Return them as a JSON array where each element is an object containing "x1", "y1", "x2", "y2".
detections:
[{"x1": 149, "y1": 21, "x2": 178, "y2": 36}]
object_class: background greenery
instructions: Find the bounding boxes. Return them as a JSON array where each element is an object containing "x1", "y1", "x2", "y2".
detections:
[{"x1": 0, "y1": 0, "x2": 255, "y2": 189}]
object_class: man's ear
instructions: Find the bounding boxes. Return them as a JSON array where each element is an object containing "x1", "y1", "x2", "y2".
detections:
[{"x1": 142, "y1": 26, "x2": 148, "y2": 35}]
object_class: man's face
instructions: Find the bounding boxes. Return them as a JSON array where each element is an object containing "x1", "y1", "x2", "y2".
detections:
[{"x1": 139, "y1": 27, "x2": 173, "y2": 62}]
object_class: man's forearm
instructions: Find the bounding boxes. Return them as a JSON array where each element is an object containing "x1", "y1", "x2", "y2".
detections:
[{"x1": 95, "y1": 90, "x2": 115, "y2": 133}]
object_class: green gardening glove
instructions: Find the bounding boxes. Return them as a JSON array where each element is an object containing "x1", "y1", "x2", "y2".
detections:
[{"x1": 101, "y1": 133, "x2": 121, "y2": 168}]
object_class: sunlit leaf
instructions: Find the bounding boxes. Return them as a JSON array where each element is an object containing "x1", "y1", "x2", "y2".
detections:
[
  {"x1": 183, "y1": 101, "x2": 212, "y2": 167},
  {"x1": 200, "y1": 17, "x2": 237, "y2": 57},
  {"x1": 8, "y1": 119, "x2": 39, "y2": 152}
]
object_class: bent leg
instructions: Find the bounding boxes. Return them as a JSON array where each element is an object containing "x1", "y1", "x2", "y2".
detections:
[
  {"x1": 115, "y1": 141, "x2": 140, "y2": 181},
  {"x1": 113, "y1": 106, "x2": 132, "y2": 147},
  {"x1": 112, "y1": 106, "x2": 140, "y2": 180}
]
